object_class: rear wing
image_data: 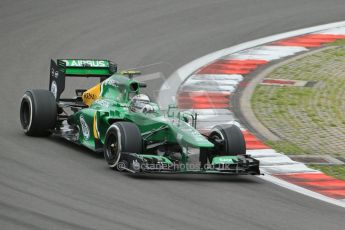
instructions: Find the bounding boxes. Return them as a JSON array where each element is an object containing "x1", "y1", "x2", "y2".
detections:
[{"x1": 49, "y1": 59, "x2": 117, "y2": 101}]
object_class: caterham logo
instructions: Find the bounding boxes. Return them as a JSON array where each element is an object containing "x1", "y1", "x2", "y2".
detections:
[
  {"x1": 79, "y1": 115, "x2": 90, "y2": 140},
  {"x1": 103, "y1": 78, "x2": 119, "y2": 87},
  {"x1": 50, "y1": 81, "x2": 57, "y2": 98},
  {"x1": 94, "y1": 99, "x2": 110, "y2": 108}
]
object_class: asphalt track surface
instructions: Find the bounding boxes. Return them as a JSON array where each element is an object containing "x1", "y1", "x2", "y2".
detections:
[{"x1": 1, "y1": 0, "x2": 345, "y2": 229}]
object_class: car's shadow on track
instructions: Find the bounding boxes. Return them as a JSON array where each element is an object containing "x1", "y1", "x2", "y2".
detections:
[
  {"x1": 125, "y1": 173, "x2": 261, "y2": 183},
  {"x1": 48, "y1": 136, "x2": 104, "y2": 159}
]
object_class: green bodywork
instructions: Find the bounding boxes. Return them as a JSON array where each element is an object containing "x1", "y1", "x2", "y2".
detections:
[
  {"x1": 211, "y1": 156, "x2": 239, "y2": 164},
  {"x1": 72, "y1": 73, "x2": 216, "y2": 164}
]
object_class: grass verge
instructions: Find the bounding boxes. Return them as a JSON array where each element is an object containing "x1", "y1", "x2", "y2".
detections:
[
  {"x1": 251, "y1": 46, "x2": 345, "y2": 156},
  {"x1": 251, "y1": 44, "x2": 345, "y2": 180},
  {"x1": 309, "y1": 165, "x2": 345, "y2": 181},
  {"x1": 326, "y1": 39, "x2": 345, "y2": 46},
  {"x1": 264, "y1": 140, "x2": 308, "y2": 155}
]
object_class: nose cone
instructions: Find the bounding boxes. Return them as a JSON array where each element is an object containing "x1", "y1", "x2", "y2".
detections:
[{"x1": 171, "y1": 121, "x2": 214, "y2": 148}]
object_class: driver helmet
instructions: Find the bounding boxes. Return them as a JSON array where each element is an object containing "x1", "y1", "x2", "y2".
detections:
[{"x1": 130, "y1": 94, "x2": 154, "y2": 113}]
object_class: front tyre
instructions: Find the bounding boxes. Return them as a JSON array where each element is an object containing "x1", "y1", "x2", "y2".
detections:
[
  {"x1": 20, "y1": 90, "x2": 57, "y2": 136},
  {"x1": 209, "y1": 124, "x2": 246, "y2": 156},
  {"x1": 104, "y1": 122, "x2": 143, "y2": 169}
]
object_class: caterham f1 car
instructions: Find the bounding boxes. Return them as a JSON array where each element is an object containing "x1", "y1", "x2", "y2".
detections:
[{"x1": 20, "y1": 59, "x2": 260, "y2": 175}]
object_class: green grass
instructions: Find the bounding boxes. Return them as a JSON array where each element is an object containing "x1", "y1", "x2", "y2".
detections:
[
  {"x1": 251, "y1": 45, "x2": 345, "y2": 156},
  {"x1": 326, "y1": 39, "x2": 345, "y2": 46},
  {"x1": 264, "y1": 140, "x2": 308, "y2": 155},
  {"x1": 251, "y1": 45, "x2": 345, "y2": 180},
  {"x1": 309, "y1": 165, "x2": 345, "y2": 181}
]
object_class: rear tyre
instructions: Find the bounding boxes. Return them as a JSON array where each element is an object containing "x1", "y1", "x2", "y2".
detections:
[
  {"x1": 209, "y1": 124, "x2": 246, "y2": 156},
  {"x1": 104, "y1": 122, "x2": 143, "y2": 169},
  {"x1": 20, "y1": 90, "x2": 57, "y2": 136}
]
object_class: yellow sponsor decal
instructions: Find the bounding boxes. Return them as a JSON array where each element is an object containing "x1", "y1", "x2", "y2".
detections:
[
  {"x1": 93, "y1": 113, "x2": 99, "y2": 139},
  {"x1": 82, "y1": 83, "x2": 101, "y2": 106}
]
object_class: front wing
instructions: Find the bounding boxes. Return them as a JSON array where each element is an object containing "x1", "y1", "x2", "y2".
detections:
[{"x1": 117, "y1": 153, "x2": 260, "y2": 175}]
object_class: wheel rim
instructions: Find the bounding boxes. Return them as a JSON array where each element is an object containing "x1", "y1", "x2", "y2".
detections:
[
  {"x1": 210, "y1": 131, "x2": 226, "y2": 155},
  {"x1": 210, "y1": 132, "x2": 222, "y2": 142},
  {"x1": 20, "y1": 98, "x2": 31, "y2": 131},
  {"x1": 105, "y1": 133, "x2": 121, "y2": 167}
]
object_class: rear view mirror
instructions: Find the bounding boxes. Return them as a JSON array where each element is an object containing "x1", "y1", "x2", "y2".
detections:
[{"x1": 139, "y1": 82, "x2": 147, "y2": 88}]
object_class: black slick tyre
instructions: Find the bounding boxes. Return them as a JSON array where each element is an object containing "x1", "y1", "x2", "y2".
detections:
[
  {"x1": 209, "y1": 124, "x2": 246, "y2": 156},
  {"x1": 20, "y1": 89, "x2": 57, "y2": 136},
  {"x1": 104, "y1": 122, "x2": 142, "y2": 168}
]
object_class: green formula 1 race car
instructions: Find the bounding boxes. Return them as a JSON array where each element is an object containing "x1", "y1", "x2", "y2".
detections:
[{"x1": 20, "y1": 59, "x2": 260, "y2": 175}]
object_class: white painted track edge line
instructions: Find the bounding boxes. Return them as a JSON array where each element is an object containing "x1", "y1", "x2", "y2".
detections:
[{"x1": 259, "y1": 175, "x2": 345, "y2": 208}]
